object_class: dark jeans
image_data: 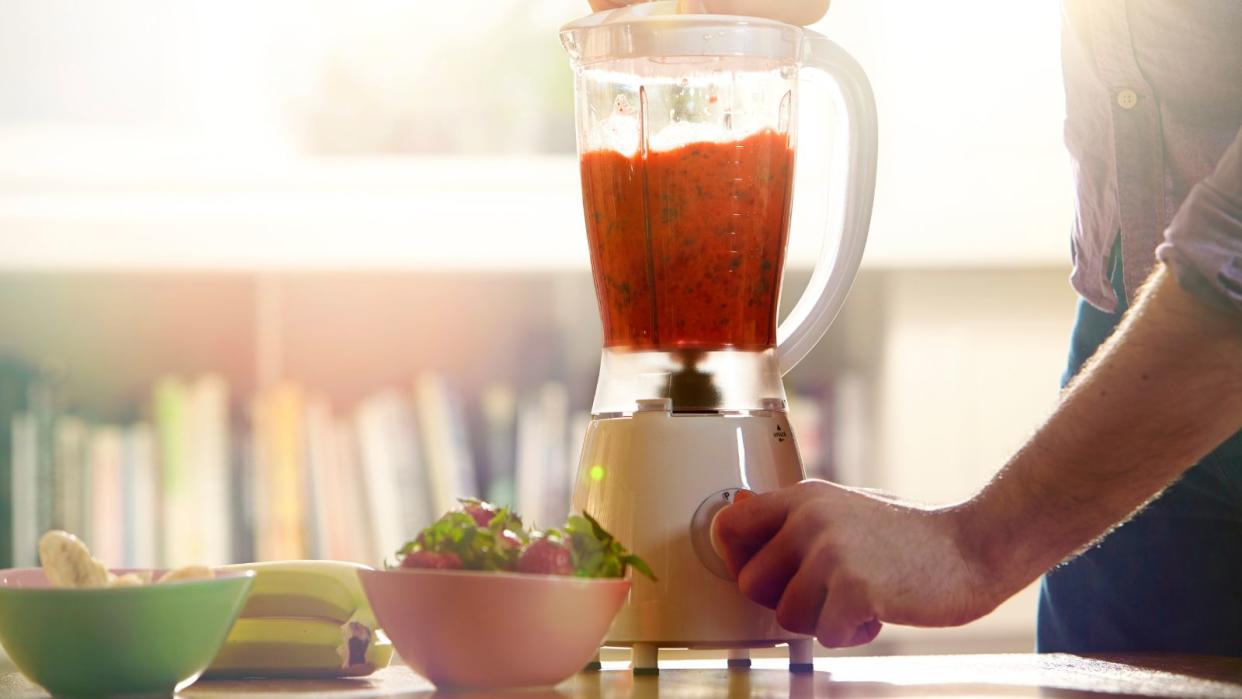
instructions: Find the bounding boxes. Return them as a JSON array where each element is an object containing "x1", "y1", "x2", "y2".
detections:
[{"x1": 1036, "y1": 251, "x2": 1242, "y2": 655}]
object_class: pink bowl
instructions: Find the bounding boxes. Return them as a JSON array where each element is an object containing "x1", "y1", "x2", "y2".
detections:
[{"x1": 358, "y1": 568, "x2": 628, "y2": 690}]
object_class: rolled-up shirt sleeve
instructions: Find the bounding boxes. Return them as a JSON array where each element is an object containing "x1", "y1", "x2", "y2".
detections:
[{"x1": 1157, "y1": 127, "x2": 1242, "y2": 314}]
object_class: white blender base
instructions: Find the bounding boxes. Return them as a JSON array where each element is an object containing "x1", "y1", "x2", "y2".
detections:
[{"x1": 573, "y1": 407, "x2": 814, "y2": 673}]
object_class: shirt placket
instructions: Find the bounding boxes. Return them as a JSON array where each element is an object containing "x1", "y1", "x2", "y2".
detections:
[{"x1": 1087, "y1": 1, "x2": 1166, "y2": 298}]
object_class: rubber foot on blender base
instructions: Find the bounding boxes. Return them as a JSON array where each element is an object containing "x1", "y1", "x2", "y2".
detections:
[
  {"x1": 631, "y1": 643, "x2": 659, "y2": 675},
  {"x1": 633, "y1": 667, "x2": 660, "y2": 676},
  {"x1": 788, "y1": 639, "x2": 814, "y2": 672},
  {"x1": 727, "y1": 648, "x2": 751, "y2": 669}
]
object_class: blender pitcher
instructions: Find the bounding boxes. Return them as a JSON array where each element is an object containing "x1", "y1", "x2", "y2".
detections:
[
  {"x1": 562, "y1": 1, "x2": 876, "y2": 671},
  {"x1": 564, "y1": 1, "x2": 875, "y2": 415}
]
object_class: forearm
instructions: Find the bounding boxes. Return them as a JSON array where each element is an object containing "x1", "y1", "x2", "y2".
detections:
[{"x1": 958, "y1": 265, "x2": 1242, "y2": 602}]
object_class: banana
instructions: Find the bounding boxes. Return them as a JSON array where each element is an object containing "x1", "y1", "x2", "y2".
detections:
[
  {"x1": 157, "y1": 565, "x2": 214, "y2": 584},
  {"x1": 222, "y1": 560, "x2": 366, "y2": 624},
  {"x1": 205, "y1": 560, "x2": 393, "y2": 678},
  {"x1": 38, "y1": 530, "x2": 111, "y2": 588},
  {"x1": 206, "y1": 617, "x2": 394, "y2": 679}
]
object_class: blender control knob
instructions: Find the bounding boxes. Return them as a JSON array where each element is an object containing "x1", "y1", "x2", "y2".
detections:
[
  {"x1": 709, "y1": 489, "x2": 754, "y2": 559},
  {"x1": 690, "y1": 488, "x2": 755, "y2": 580}
]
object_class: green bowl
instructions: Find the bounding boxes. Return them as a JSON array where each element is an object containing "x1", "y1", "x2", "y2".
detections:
[{"x1": 0, "y1": 568, "x2": 254, "y2": 697}]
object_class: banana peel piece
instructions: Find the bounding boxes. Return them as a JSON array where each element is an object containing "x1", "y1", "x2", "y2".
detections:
[
  {"x1": 206, "y1": 616, "x2": 394, "y2": 679},
  {"x1": 207, "y1": 560, "x2": 391, "y2": 678}
]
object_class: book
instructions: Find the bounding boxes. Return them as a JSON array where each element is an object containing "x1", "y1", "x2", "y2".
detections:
[
  {"x1": 123, "y1": 423, "x2": 158, "y2": 568},
  {"x1": 332, "y1": 418, "x2": 374, "y2": 564},
  {"x1": 335, "y1": 419, "x2": 377, "y2": 566},
  {"x1": 87, "y1": 426, "x2": 124, "y2": 566},
  {"x1": 303, "y1": 396, "x2": 335, "y2": 561},
  {"x1": 539, "y1": 382, "x2": 570, "y2": 526},
  {"x1": 270, "y1": 384, "x2": 307, "y2": 561},
  {"x1": 251, "y1": 382, "x2": 308, "y2": 561},
  {"x1": 355, "y1": 389, "x2": 428, "y2": 564},
  {"x1": 515, "y1": 381, "x2": 569, "y2": 528},
  {"x1": 415, "y1": 373, "x2": 477, "y2": 516},
  {"x1": 53, "y1": 416, "x2": 89, "y2": 542},
  {"x1": 154, "y1": 377, "x2": 191, "y2": 568},
  {"x1": 514, "y1": 393, "x2": 546, "y2": 530},
  {"x1": 29, "y1": 377, "x2": 57, "y2": 558},
  {"x1": 477, "y1": 383, "x2": 517, "y2": 508},
  {"x1": 0, "y1": 358, "x2": 42, "y2": 568},
  {"x1": 232, "y1": 415, "x2": 257, "y2": 564},
  {"x1": 10, "y1": 412, "x2": 37, "y2": 567},
  {"x1": 187, "y1": 375, "x2": 231, "y2": 565}
]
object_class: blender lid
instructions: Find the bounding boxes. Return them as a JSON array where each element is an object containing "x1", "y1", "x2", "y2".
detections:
[{"x1": 560, "y1": 0, "x2": 802, "y2": 65}]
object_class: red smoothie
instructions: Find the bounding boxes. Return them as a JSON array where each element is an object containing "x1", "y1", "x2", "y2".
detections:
[{"x1": 580, "y1": 129, "x2": 795, "y2": 351}]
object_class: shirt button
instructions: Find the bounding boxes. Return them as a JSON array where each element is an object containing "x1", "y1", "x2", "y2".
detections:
[{"x1": 1116, "y1": 89, "x2": 1139, "y2": 110}]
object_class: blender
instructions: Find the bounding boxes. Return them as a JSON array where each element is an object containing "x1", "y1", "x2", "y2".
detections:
[{"x1": 560, "y1": 1, "x2": 876, "y2": 672}]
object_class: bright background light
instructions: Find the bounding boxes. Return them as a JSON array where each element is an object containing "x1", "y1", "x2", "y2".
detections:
[{"x1": 0, "y1": 0, "x2": 1070, "y2": 270}]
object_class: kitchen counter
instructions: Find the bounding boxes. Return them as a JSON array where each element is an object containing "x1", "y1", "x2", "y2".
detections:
[{"x1": 3, "y1": 654, "x2": 1242, "y2": 698}]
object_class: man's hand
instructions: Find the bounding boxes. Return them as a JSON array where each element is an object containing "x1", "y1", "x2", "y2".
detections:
[
  {"x1": 586, "y1": 0, "x2": 830, "y2": 27},
  {"x1": 713, "y1": 480, "x2": 1002, "y2": 647}
]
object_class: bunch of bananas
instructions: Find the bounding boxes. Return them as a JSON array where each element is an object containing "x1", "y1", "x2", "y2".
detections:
[{"x1": 206, "y1": 561, "x2": 394, "y2": 678}]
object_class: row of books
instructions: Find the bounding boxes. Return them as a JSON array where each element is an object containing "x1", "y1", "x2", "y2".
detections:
[{"x1": 1, "y1": 358, "x2": 834, "y2": 570}]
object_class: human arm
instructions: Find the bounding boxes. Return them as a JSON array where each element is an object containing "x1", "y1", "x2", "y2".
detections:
[
  {"x1": 586, "y1": 0, "x2": 830, "y2": 27},
  {"x1": 960, "y1": 265, "x2": 1242, "y2": 601},
  {"x1": 713, "y1": 130, "x2": 1242, "y2": 648},
  {"x1": 969, "y1": 126, "x2": 1242, "y2": 587}
]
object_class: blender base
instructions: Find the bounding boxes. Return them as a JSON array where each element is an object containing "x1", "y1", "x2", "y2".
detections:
[{"x1": 574, "y1": 408, "x2": 810, "y2": 665}]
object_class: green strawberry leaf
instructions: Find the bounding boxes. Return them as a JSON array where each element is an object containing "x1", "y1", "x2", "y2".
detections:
[
  {"x1": 563, "y1": 511, "x2": 657, "y2": 582},
  {"x1": 622, "y1": 554, "x2": 656, "y2": 581},
  {"x1": 583, "y1": 512, "x2": 610, "y2": 540}
]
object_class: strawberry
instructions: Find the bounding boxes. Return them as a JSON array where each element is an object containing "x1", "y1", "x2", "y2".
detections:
[
  {"x1": 516, "y1": 537, "x2": 574, "y2": 576},
  {"x1": 461, "y1": 501, "x2": 496, "y2": 528},
  {"x1": 401, "y1": 550, "x2": 463, "y2": 570}
]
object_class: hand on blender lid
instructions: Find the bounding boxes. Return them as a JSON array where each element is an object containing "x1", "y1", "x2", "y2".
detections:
[{"x1": 586, "y1": 0, "x2": 830, "y2": 27}]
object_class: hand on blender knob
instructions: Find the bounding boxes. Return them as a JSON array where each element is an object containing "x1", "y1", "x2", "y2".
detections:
[
  {"x1": 709, "y1": 489, "x2": 754, "y2": 560},
  {"x1": 587, "y1": 0, "x2": 830, "y2": 27},
  {"x1": 711, "y1": 480, "x2": 1006, "y2": 648}
]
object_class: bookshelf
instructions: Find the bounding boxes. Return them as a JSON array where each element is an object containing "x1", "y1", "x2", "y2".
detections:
[{"x1": 0, "y1": 262, "x2": 1074, "y2": 652}]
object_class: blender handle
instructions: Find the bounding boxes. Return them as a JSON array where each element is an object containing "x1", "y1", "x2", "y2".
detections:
[{"x1": 776, "y1": 33, "x2": 877, "y2": 375}]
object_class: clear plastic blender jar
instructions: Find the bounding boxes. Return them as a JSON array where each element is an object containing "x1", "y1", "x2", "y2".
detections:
[{"x1": 562, "y1": 2, "x2": 876, "y2": 414}]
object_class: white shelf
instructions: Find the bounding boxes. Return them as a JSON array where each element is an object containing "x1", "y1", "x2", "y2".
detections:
[{"x1": 1, "y1": 154, "x2": 1073, "y2": 272}]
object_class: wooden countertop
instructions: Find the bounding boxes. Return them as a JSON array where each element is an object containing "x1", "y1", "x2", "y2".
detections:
[{"x1": 3, "y1": 654, "x2": 1241, "y2": 698}]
